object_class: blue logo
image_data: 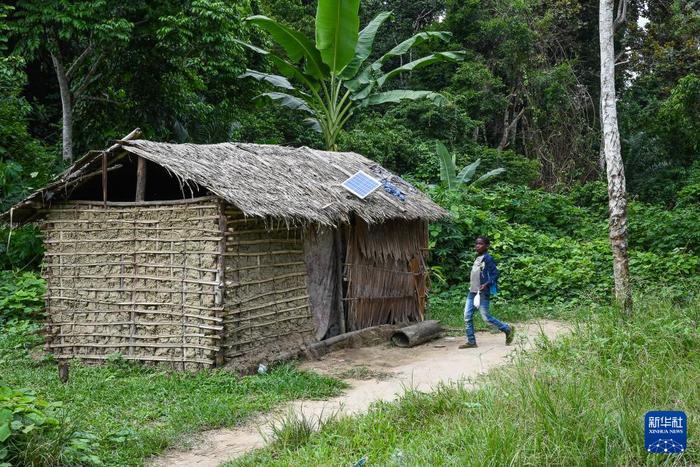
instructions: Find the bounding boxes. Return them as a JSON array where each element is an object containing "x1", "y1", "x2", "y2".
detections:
[{"x1": 645, "y1": 411, "x2": 687, "y2": 454}]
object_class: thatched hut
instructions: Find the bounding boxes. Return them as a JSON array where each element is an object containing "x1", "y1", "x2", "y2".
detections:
[{"x1": 4, "y1": 130, "x2": 447, "y2": 370}]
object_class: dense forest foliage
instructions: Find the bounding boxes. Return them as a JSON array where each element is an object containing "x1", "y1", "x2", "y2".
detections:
[
  {"x1": 0, "y1": 1, "x2": 698, "y2": 465},
  {"x1": 1, "y1": 0, "x2": 699, "y2": 305}
]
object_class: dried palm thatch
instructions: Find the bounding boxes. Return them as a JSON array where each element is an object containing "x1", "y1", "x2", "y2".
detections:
[
  {"x1": 345, "y1": 219, "x2": 429, "y2": 330},
  {"x1": 3, "y1": 133, "x2": 448, "y2": 227}
]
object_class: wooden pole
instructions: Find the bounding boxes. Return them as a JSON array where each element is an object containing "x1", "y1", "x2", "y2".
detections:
[
  {"x1": 215, "y1": 201, "x2": 227, "y2": 367},
  {"x1": 101, "y1": 128, "x2": 143, "y2": 207},
  {"x1": 102, "y1": 152, "x2": 108, "y2": 207},
  {"x1": 135, "y1": 157, "x2": 147, "y2": 201},
  {"x1": 58, "y1": 361, "x2": 69, "y2": 383},
  {"x1": 334, "y1": 227, "x2": 346, "y2": 334}
]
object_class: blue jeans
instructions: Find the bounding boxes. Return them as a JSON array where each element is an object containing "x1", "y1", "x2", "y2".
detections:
[{"x1": 464, "y1": 291, "x2": 511, "y2": 344}]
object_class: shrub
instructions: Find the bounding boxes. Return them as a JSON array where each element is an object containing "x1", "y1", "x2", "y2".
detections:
[
  {"x1": 628, "y1": 202, "x2": 700, "y2": 254},
  {"x1": 460, "y1": 184, "x2": 605, "y2": 239},
  {"x1": 677, "y1": 182, "x2": 700, "y2": 207},
  {"x1": 0, "y1": 225, "x2": 45, "y2": 270},
  {"x1": 567, "y1": 180, "x2": 609, "y2": 216},
  {"x1": 338, "y1": 114, "x2": 422, "y2": 175},
  {"x1": 676, "y1": 161, "x2": 700, "y2": 208},
  {"x1": 0, "y1": 271, "x2": 46, "y2": 324},
  {"x1": 427, "y1": 184, "x2": 700, "y2": 305},
  {"x1": 465, "y1": 146, "x2": 541, "y2": 187},
  {"x1": 0, "y1": 56, "x2": 56, "y2": 213},
  {"x1": 0, "y1": 387, "x2": 101, "y2": 466}
]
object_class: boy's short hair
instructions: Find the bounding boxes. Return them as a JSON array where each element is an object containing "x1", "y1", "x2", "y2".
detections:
[{"x1": 476, "y1": 235, "x2": 491, "y2": 246}]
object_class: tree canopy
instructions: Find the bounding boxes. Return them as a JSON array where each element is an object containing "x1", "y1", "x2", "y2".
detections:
[{"x1": 0, "y1": 0, "x2": 697, "y2": 210}]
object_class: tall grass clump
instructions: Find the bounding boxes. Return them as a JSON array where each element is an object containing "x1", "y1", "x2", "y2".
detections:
[
  {"x1": 232, "y1": 294, "x2": 700, "y2": 466},
  {"x1": 268, "y1": 410, "x2": 318, "y2": 452}
]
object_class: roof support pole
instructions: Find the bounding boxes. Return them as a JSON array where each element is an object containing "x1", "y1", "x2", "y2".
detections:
[
  {"x1": 135, "y1": 157, "x2": 147, "y2": 201},
  {"x1": 101, "y1": 152, "x2": 108, "y2": 207}
]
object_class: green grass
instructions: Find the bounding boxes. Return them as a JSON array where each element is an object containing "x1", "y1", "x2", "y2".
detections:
[
  {"x1": 0, "y1": 322, "x2": 345, "y2": 466},
  {"x1": 230, "y1": 292, "x2": 700, "y2": 466},
  {"x1": 427, "y1": 283, "x2": 586, "y2": 330}
]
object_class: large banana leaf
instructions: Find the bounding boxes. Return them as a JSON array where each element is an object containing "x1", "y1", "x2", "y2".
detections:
[
  {"x1": 351, "y1": 82, "x2": 374, "y2": 101},
  {"x1": 236, "y1": 39, "x2": 320, "y2": 90},
  {"x1": 376, "y1": 51, "x2": 465, "y2": 88},
  {"x1": 343, "y1": 62, "x2": 379, "y2": 91},
  {"x1": 340, "y1": 11, "x2": 392, "y2": 80},
  {"x1": 239, "y1": 70, "x2": 294, "y2": 90},
  {"x1": 315, "y1": 0, "x2": 360, "y2": 74},
  {"x1": 234, "y1": 39, "x2": 269, "y2": 56},
  {"x1": 365, "y1": 90, "x2": 447, "y2": 106},
  {"x1": 303, "y1": 117, "x2": 323, "y2": 133},
  {"x1": 456, "y1": 159, "x2": 481, "y2": 184},
  {"x1": 246, "y1": 16, "x2": 327, "y2": 79},
  {"x1": 436, "y1": 142, "x2": 456, "y2": 189},
  {"x1": 268, "y1": 56, "x2": 321, "y2": 91},
  {"x1": 378, "y1": 31, "x2": 451, "y2": 63},
  {"x1": 345, "y1": 31, "x2": 452, "y2": 91},
  {"x1": 256, "y1": 92, "x2": 314, "y2": 113},
  {"x1": 474, "y1": 168, "x2": 506, "y2": 185}
]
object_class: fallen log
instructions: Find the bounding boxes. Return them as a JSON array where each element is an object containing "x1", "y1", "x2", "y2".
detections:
[
  {"x1": 391, "y1": 320, "x2": 442, "y2": 348},
  {"x1": 234, "y1": 323, "x2": 406, "y2": 375}
]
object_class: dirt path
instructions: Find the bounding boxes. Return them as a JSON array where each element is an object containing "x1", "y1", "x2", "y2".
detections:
[{"x1": 150, "y1": 320, "x2": 568, "y2": 467}]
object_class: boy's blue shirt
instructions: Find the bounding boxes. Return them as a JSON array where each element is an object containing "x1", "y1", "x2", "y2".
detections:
[{"x1": 481, "y1": 253, "x2": 499, "y2": 290}]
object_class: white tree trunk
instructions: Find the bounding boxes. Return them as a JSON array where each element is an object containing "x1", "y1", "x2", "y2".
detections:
[
  {"x1": 599, "y1": 0, "x2": 632, "y2": 314},
  {"x1": 50, "y1": 52, "x2": 74, "y2": 162}
]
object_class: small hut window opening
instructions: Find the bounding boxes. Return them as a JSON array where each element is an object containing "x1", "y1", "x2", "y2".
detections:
[{"x1": 67, "y1": 155, "x2": 210, "y2": 202}]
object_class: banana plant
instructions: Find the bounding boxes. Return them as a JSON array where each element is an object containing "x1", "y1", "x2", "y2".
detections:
[
  {"x1": 238, "y1": 0, "x2": 464, "y2": 150},
  {"x1": 436, "y1": 142, "x2": 506, "y2": 189}
]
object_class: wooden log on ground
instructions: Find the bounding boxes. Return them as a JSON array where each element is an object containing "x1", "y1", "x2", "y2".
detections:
[
  {"x1": 391, "y1": 320, "x2": 442, "y2": 348},
  {"x1": 234, "y1": 323, "x2": 407, "y2": 374}
]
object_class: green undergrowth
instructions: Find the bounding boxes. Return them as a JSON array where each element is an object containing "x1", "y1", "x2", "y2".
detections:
[
  {"x1": 0, "y1": 322, "x2": 345, "y2": 466},
  {"x1": 231, "y1": 293, "x2": 700, "y2": 466},
  {"x1": 427, "y1": 184, "x2": 700, "y2": 306},
  {"x1": 426, "y1": 283, "x2": 591, "y2": 330},
  {"x1": 427, "y1": 280, "x2": 697, "y2": 331}
]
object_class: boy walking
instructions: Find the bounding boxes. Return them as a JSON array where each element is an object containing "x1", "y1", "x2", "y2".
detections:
[{"x1": 459, "y1": 236, "x2": 515, "y2": 348}]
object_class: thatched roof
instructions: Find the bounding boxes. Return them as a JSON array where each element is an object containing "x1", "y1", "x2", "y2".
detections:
[{"x1": 4, "y1": 135, "x2": 448, "y2": 227}]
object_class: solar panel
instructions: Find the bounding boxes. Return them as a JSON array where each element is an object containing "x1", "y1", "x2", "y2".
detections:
[{"x1": 341, "y1": 170, "x2": 382, "y2": 199}]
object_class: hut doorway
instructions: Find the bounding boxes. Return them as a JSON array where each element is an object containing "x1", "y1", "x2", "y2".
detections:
[
  {"x1": 344, "y1": 218, "x2": 428, "y2": 331},
  {"x1": 304, "y1": 227, "x2": 347, "y2": 340},
  {"x1": 305, "y1": 218, "x2": 428, "y2": 339}
]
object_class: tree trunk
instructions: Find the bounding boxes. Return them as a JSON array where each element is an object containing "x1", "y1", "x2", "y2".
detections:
[
  {"x1": 599, "y1": 0, "x2": 632, "y2": 315},
  {"x1": 50, "y1": 52, "x2": 74, "y2": 162}
]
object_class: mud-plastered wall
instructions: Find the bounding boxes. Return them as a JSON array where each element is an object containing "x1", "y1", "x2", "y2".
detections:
[
  {"x1": 222, "y1": 206, "x2": 315, "y2": 369},
  {"x1": 41, "y1": 198, "x2": 224, "y2": 370}
]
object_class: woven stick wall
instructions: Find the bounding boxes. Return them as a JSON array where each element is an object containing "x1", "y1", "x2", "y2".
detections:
[
  {"x1": 41, "y1": 197, "x2": 224, "y2": 370},
  {"x1": 222, "y1": 206, "x2": 315, "y2": 369},
  {"x1": 345, "y1": 219, "x2": 429, "y2": 331}
]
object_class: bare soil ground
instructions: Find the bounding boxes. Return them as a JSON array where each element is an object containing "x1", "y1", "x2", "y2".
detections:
[{"x1": 150, "y1": 320, "x2": 568, "y2": 467}]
